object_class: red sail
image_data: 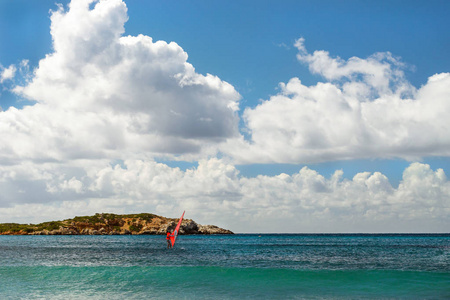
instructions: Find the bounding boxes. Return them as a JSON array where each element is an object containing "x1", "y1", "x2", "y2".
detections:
[{"x1": 170, "y1": 211, "x2": 185, "y2": 248}]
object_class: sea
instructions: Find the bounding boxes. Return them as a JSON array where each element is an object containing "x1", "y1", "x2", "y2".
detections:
[{"x1": 0, "y1": 234, "x2": 449, "y2": 299}]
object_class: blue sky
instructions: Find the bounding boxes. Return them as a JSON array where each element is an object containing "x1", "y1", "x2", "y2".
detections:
[
  {"x1": 0, "y1": 0, "x2": 449, "y2": 232},
  {"x1": 3, "y1": 1, "x2": 449, "y2": 104}
]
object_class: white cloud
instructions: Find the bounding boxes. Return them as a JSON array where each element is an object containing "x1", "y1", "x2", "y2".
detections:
[
  {"x1": 226, "y1": 39, "x2": 450, "y2": 164},
  {"x1": 0, "y1": 160, "x2": 448, "y2": 232},
  {"x1": 3, "y1": 0, "x2": 240, "y2": 163},
  {"x1": 294, "y1": 37, "x2": 412, "y2": 96},
  {"x1": 0, "y1": 64, "x2": 16, "y2": 84}
]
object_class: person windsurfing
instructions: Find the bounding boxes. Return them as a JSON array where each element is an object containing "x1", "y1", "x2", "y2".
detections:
[
  {"x1": 166, "y1": 230, "x2": 174, "y2": 249},
  {"x1": 166, "y1": 211, "x2": 185, "y2": 249}
]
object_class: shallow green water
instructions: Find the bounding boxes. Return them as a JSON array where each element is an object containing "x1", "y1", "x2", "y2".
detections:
[{"x1": 0, "y1": 234, "x2": 449, "y2": 299}]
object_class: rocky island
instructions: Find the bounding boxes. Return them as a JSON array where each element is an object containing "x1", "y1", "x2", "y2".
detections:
[{"x1": 0, "y1": 213, "x2": 233, "y2": 235}]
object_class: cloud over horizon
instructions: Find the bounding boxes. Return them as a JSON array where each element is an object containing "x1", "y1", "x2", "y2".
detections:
[{"x1": 0, "y1": 159, "x2": 448, "y2": 232}]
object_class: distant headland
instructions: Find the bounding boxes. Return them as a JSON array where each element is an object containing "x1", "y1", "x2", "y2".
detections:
[{"x1": 0, "y1": 213, "x2": 234, "y2": 235}]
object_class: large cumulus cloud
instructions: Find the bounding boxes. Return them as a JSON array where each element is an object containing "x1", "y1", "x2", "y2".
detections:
[
  {"x1": 2, "y1": 0, "x2": 240, "y2": 163},
  {"x1": 228, "y1": 38, "x2": 450, "y2": 164}
]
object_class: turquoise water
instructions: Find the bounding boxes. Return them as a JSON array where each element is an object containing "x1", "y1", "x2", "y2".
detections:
[{"x1": 1, "y1": 234, "x2": 449, "y2": 299}]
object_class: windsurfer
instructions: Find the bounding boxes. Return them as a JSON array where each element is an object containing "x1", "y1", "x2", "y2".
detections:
[
  {"x1": 166, "y1": 211, "x2": 185, "y2": 249},
  {"x1": 166, "y1": 230, "x2": 174, "y2": 249}
]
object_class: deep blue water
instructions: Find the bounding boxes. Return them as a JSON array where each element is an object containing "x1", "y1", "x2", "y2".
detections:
[{"x1": 0, "y1": 234, "x2": 449, "y2": 299}]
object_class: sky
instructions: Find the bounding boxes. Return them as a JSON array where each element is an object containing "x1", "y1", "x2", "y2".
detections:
[{"x1": 0, "y1": 0, "x2": 449, "y2": 233}]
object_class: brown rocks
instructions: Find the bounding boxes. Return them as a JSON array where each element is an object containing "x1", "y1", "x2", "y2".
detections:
[
  {"x1": 198, "y1": 225, "x2": 234, "y2": 234},
  {"x1": 179, "y1": 220, "x2": 200, "y2": 234}
]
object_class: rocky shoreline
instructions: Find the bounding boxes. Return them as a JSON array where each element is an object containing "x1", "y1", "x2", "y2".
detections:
[{"x1": 0, "y1": 213, "x2": 233, "y2": 235}]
